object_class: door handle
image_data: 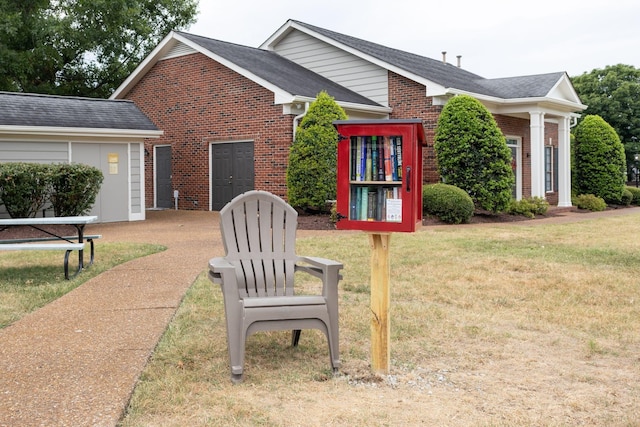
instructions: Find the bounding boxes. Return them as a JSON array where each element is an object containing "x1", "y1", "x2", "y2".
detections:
[{"x1": 405, "y1": 166, "x2": 411, "y2": 192}]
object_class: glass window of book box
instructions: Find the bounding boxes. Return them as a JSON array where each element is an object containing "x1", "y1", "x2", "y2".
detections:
[
  {"x1": 349, "y1": 135, "x2": 404, "y2": 222},
  {"x1": 334, "y1": 119, "x2": 425, "y2": 233}
]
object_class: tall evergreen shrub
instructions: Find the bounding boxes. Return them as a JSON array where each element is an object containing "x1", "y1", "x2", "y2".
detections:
[
  {"x1": 573, "y1": 115, "x2": 626, "y2": 204},
  {"x1": 50, "y1": 163, "x2": 103, "y2": 216},
  {"x1": 286, "y1": 91, "x2": 347, "y2": 211},
  {"x1": 434, "y1": 95, "x2": 514, "y2": 212},
  {"x1": 0, "y1": 163, "x2": 52, "y2": 218}
]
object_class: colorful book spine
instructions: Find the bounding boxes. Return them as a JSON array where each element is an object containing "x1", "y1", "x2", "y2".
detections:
[
  {"x1": 360, "y1": 187, "x2": 368, "y2": 220},
  {"x1": 365, "y1": 138, "x2": 372, "y2": 181},
  {"x1": 390, "y1": 138, "x2": 397, "y2": 181},
  {"x1": 350, "y1": 137, "x2": 357, "y2": 181},
  {"x1": 395, "y1": 137, "x2": 403, "y2": 179},
  {"x1": 355, "y1": 137, "x2": 362, "y2": 181},
  {"x1": 371, "y1": 136, "x2": 378, "y2": 182},
  {"x1": 383, "y1": 137, "x2": 392, "y2": 181},
  {"x1": 350, "y1": 186, "x2": 358, "y2": 220}
]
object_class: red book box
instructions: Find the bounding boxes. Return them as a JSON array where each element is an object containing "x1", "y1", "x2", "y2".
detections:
[{"x1": 334, "y1": 119, "x2": 426, "y2": 232}]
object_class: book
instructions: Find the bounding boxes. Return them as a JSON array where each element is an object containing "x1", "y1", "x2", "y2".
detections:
[
  {"x1": 371, "y1": 136, "x2": 378, "y2": 182},
  {"x1": 360, "y1": 137, "x2": 367, "y2": 182},
  {"x1": 367, "y1": 190, "x2": 375, "y2": 221},
  {"x1": 350, "y1": 186, "x2": 358, "y2": 220},
  {"x1": 376, "y1": 187, "x2": 384, "y2": 221},
  {"x1": 395, "y1": 137, "x2": 403, "y2": 180},
  {"x1": 383, "y1": 136, "x2": 392, "y2": 181},
  {"x1": 350, "y1": 137, "x2": 357, "y2": 181},
  {"x1": 360, "y1": 187, "x2": 368, "y2": 220},
  {"x1": 364, "y1": 137, "x2": 372, "y2": 181},
  {"x1": 377, "y1": 137, "x2": 385, "y2": 181}
]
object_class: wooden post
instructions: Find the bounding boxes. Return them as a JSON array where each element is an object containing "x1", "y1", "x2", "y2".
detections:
[{"x1": 369, "y1": 233, "x2": 391, "y2": 374}]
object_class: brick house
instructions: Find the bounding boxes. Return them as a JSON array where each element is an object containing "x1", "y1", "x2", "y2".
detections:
[{"x1": 111, "y1": 19, "x2": 586, "y2": 211}]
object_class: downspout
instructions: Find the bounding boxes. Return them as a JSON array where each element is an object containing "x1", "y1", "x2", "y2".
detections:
[{"x1": 292, "y1": 102, "x2": 310, "y2": 141}]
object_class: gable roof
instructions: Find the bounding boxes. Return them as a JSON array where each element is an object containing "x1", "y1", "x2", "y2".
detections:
[
  {"x1": 176, "y1": 32, "x2": 381, "y2": 108},
  {"x1": 0, "y1": 91, "x2": 161, "y2": 136},
  {"x1": 263, "y1": 20, "x2": 585, "y2": 109},
  {"x1": 112, "y1": 31, "x2": 387, "y2": 114}
]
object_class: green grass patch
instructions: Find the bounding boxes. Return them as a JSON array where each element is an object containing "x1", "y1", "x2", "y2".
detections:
[{"x1": 0, "y1": 242, "x2": 165, "y2": 328}]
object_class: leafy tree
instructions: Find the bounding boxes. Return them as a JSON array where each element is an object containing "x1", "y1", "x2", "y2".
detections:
[
  {"x1": 571, "y1": 64, "x2": 640, "y2": 174},
  {"x1": 434, "y1": 94, "x2": 514, "y2": 212},
  {"x1": 573, "y1": 115, "x2": 626, "y2": 204},
  {"x1": 286, "y1": 91, "x2": 347, "y2": 211},
  {"x1": 0, "y1": 0, "x2": 198, "y2": 97}
]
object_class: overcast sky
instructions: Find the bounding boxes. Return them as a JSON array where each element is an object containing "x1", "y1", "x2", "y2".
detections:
[{"x1": 188, "y1": 0, "x2": 639, "y2": 79}]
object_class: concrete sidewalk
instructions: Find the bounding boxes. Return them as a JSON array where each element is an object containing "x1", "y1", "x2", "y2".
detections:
[
  {"x1": 0, "y1": 210, "x2": 223, "y2": 427},
  {"x1": 1, "y1": 206, "x2": 639, "y2": 426}
]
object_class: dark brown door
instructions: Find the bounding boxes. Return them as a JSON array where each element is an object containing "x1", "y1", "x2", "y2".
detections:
[{"x1": 211, "y1": 142, "x2": 254, "y2": 210}]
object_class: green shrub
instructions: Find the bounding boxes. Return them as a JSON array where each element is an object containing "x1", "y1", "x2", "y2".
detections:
[
  {"x1": 434, "y1": 94, "x2": 514, "y2": 213},
  {"x1": 423, "y1": 183, "x2": 474, "y2": 224},
  {"x1": 626, "y1": 186, "x2": 640, "y2": 205},
  {"x1": 573, "y1": 115, "x2": 626, "y2": 204},
  {"x1": 0, "y1": 163, "x2": 53, "y2": 218},
  {"x1": 621, "y1": 188, "x2": 633, "y2": 206},
  {"x1": 49, "y1": 163, "x2": 103, "y2": 216},
  {"x1": 508, "y1": 197, "x2": 550, "y2": 218},
  {"x1": 573, "y1": 194, "x2": 607, "y2": 211},
  {"x1": 286, "y1": 91, "x2": 347, "y2": 212}
]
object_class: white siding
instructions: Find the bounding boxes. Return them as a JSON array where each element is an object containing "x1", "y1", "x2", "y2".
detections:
[
  {"x1": 161, "y1": 41, "x2": 197, "y2": 60},
  {"x1": 0, "y1": 141, "x2": 69, "y2": 217},
  {"x1": 130, "y1": 143, "x2": 142, "y2": 214},
  {"x1": 274, "y1": 30, "x2": 388, "y2": 106},
  {"x1": 0, "y1": 141, "x2": 68, "y2": 163}
]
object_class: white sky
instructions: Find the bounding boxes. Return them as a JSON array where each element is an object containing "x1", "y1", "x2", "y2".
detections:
[{"x1": 188, "y1": 0, "x2": 639, "y2": 79}]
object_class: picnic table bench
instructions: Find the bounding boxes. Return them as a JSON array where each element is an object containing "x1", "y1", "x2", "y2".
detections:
[{"x1": 0, "y1": 216, "x2": 99, "y2": 279}]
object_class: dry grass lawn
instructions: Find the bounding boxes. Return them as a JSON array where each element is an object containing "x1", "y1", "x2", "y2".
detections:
[{"x1": 119, "y1": 213, "x2": 640, "y2": 426}]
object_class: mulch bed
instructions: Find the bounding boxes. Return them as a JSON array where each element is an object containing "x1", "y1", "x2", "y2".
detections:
[{"x1": 296, "y1": 208, "x2": 569, "y2": 230}]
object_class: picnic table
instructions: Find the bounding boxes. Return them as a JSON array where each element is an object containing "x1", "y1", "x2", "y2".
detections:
[{"x1": 0, "y1": 216, "x2": 99, "y2": 279}]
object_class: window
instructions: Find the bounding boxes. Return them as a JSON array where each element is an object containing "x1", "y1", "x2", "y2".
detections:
[{"x1": 545, "y1": 146, "x2": 556, "y2": 193}]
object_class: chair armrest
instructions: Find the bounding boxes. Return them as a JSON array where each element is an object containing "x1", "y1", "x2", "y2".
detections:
[
  {"x1": 208, "y1": 257, "x2": 236, "y2": 284},
  {"x1": 296, "y1": 256, "x2": 343, "y2": 300},
  {"x1": 295, "y1": 256, "x2": 343, "y2": 280}
]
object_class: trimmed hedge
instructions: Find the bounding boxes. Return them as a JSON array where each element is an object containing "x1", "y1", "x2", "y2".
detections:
[
  {"x1": 0, "y1": 162, "x2": 103, "y2": 218},
  {"x1": 423, "y1": 183, "x2": 474, "y2": 224},
  {"x1": 286, "y1": 91, "x2": 347, "y2": 211},
  {"x1": 626, "y1": 186, "x2": 640, "y2": 205},
  {"x1": 573, "y1": 115, "x2": 626, "y2": 204},
  {"x1": 50, "y1": 163, "x2": 104, "y2": 216},
  {"x1": 573, "y1": 194, "x2": 607, "y2": 211},
  {"x1": 508, "y1": 197, "x2": 550, "y2": 219},
  {"x1": 0, "y1": 163, "x2": 52, "y2": 218},
  {"x1": 434, "y1": 94, "x2": 514, "y2": 213}
]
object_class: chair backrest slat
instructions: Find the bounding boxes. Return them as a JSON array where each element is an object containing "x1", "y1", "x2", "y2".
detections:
[{"x1": 219, "y1": 191, "x2": 298, "y2": 298}]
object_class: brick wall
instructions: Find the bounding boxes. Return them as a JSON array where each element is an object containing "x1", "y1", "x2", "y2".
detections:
[
  {"x1": 387, "y1": 71, "x2": 442, "y2": 183},
  {"x1": 388, "y1": 71, "x2": 561, "y2": 203},
  {"x1": 125, "y1": 53, "x2": 293, "y2": 210}
]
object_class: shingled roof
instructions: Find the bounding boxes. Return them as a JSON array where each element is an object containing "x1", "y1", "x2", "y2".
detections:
[
  {"x1": 0, "y1": 91, "x2": 159, "y2": 130},
  {"x1": 176, "y1": 32, "x2": 382, "y2": 107},
  {"x1": 291, "y1": 20, "x2": 566, "y2": 100}
]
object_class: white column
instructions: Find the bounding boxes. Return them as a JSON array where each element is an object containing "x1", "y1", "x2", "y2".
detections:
[
  {"x1": 529, "y1": 111, "x2": 545, "y2": 198},
  {"x1": 557, "y1": 116, "x2": 572, "y2": 207}
]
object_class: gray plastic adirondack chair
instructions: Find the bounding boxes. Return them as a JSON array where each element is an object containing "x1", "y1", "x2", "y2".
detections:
[{"x1": 208, "y1": 190, "x2": 343, "y2": 383}]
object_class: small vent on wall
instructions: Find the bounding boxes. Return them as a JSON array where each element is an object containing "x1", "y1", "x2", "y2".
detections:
[{"x1": 161, "y1": 42, "x2": 197, "y2": 60}]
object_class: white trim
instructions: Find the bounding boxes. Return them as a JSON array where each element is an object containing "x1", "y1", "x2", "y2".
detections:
[
  {"x1": 262, "y1": 20, "x2": 444, "y2": 98},
  {"x1": 506, "y1": 137, "x2": 522, "y2": 200},
  {"x1": 0, "y1": 125, "x2": 162, "y2": 139},
  {"x1": 557, "y1": 116, "x2": 572, "y2": 207},
  {"x1": 129, "y1": 143, "x2": 146, "y2": 221},
  {"x1": 153, "y1": 144, "x2": 171, "y2": 210},
  {"x1": 530, "y1": 112, "x2": 546, "y2": 198}
]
